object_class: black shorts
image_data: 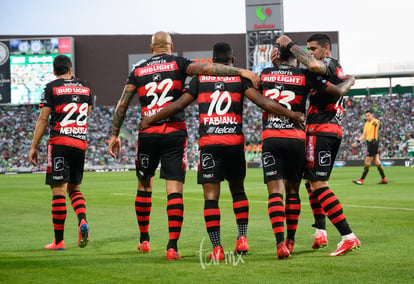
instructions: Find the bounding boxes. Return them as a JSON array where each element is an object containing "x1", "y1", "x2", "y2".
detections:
[
  {"x1": 197, "y1": 144, "x2": 246, "y2": 184},
  {"x1": 45, "y1": 144, "x2": 85, "y2": 185},
  {"x1": 262, "y1": 137, "x2": 305, "y2": 183},
  {"x1": 366, "y1": 140, "x2": 379, "y2": 157},
  {"x1": 136, "y1": 134, "x2": 187, "y2": 182},
  {"x1": 304, "y1": 135, "x2": 341, "y2": 181}
]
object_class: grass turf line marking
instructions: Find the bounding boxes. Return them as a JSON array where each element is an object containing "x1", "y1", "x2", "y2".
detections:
[{"x1": 111, "y1": 193, "x2": 414, "y2": 211}]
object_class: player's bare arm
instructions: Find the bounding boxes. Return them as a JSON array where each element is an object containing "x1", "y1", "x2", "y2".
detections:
[
  {"x1": 245, "y1": 88, "x2": 305, "y2": 129},
  {"x1": 290, "y1": 45, "x2": 326, "y2": 74},
  {"x1": 276, "y1": 35, "x2": 327, "y2": 75},
  {"x1": 29, "y1": 107, "x2": 51, "y2": 166},
  {"x1": 326, "y1": 75, "x2": 356, "y2": 97},
  {"x1": 352, "y1": 131, "x2": 366, "y2": 148},
  {"x1": 109, "y1": 84, "x2": 136, "y2": 159},
  {"x1": 187, "y1": 62, "x2": 239, "y2": 76},
  {"x1": 186, "y1": 63, "x2": 260, "y2": 88},
  {"x1": 336, "y1": 75, "x2": 355, "y2": 95},
  {"x1": 139, "y1": 93, "x2": 194, "y2": 131},
  {"x1": 111, "y1": 84, "x2": 136, "y2": 136}
]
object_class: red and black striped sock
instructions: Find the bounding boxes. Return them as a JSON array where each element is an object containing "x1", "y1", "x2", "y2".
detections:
[
  {"x1": 51, "y1": 195, "x2": 67, "y2": 244},
  {"x1": 313, "y1": 187, "x2": 352, "y2": 236},
  {"x1": 167, "y1": 192, "x2": 184, "y2": 251},
  {"x1": 204, "y1": 199, "x2": 221, "y2": 248},
  {"x1": 306, "y1": 182, "x2": 326, "y2": 230},
  {"x1": 285, "y1": 193, "x2": 301, "y2": 241},
  {"x1": 232, "y1": 192, "x2": 249, "y2": 239},
  {"x1": 268, "y1": 193, "x2": 285, "y2": 244},
  {"x1": 135, "y1": 191, "x2": 152, "y2": 243},
  {"x1": 69, "y1": 190, "x2": 86, "y2": 225}
]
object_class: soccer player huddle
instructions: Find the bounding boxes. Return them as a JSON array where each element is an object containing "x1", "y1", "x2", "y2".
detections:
[{"x1": 30, "y1": 31, "x2": 360, "y2": 261}]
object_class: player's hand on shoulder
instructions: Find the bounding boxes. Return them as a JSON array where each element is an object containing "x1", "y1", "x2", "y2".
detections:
[{"x1": 239, "y1": 69, "x2": 260, "y2": 89}]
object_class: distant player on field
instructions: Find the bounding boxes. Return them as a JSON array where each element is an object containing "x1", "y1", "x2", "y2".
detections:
[
  {"x1": 139, "y1": 42, "x2": 304, "y2": 261},
  {"x1": 29, "y1": 55, "x2": 91, "y2": 250},
  {"x1": 403, "y1": 132, "x2": 414, "y2": 167},
  {"x1": 352, "y1": 109, "x2": 388, "y2": 184}
]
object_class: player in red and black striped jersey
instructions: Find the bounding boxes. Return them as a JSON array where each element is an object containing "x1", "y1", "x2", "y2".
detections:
[
  {"x1": 139, "y1": 42, "x2": 303, "y2": 260},
  {"x1": 108, "y1": 32, "x2": 260, "y2": 260},
  {"x1": 260, "y1": 46, "x2": 354, "y2": 259},
  {"x1": 41, "y1": 73, "x2": 92, "y2": 150},
  {"x1": 277, "y1": 34, "x2": 361, "y2": 256},
  {"x1": 29, "y1": 55, "x2": 92, "y2": 250}
]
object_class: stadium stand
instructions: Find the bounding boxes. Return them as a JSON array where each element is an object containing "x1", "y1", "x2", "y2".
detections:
[
  {"x1": 339, "y1": 93, "x2": 413, "y2": 160},
  {"x1": 0, "y1": 93, "x2": 412, "y2": 173}
]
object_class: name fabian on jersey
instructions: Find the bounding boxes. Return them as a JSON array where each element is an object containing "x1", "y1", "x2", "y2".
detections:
[{"x1": 203, "y1": 116, "x2": 238, "y2": 125}]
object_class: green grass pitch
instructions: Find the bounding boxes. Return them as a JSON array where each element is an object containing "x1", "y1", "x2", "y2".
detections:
[{"x1": 1, "y1": 166, "x2": 414, "y2": 283}]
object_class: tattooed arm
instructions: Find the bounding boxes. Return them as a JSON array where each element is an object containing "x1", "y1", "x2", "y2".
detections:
[
  {"x1": 109, "y1": 84, "x2": 136, "y2": 158},
  {"x1": 186, "y1": 63, "x2": 260, "y2": 88},
  {"x1": 276, "y1": 35, "x2": 327, "y2": 75}
]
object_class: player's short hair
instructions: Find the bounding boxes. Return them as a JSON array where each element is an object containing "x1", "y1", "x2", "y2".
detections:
[
  {"x1": 365, "y1": 109, "x2": 373, "y2": 114},
  {"x1": 307, "y1": 33, "x2": 331, "y2": 50},
  {"x1": 278, "y1": 46, "x2": 294, "y2": 61},
  {"x1": 213, "y1": 42, "x2": 233, "y2": 64},
  {"x1": 53, "y1": 55, "x2": 72, "y2": 75}
]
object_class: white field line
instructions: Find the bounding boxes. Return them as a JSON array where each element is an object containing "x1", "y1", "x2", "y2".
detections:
[{"x1": 111, "y1": 194, "x2": 414, "y2": 211}]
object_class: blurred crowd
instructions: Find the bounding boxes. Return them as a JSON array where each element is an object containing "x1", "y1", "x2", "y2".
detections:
[
  {"x1": 339, "y1": 93, "x2": 413, "y2": 160},
  {"x1": 1, "y1": 93, "x2": 413, "y2": 172}
]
